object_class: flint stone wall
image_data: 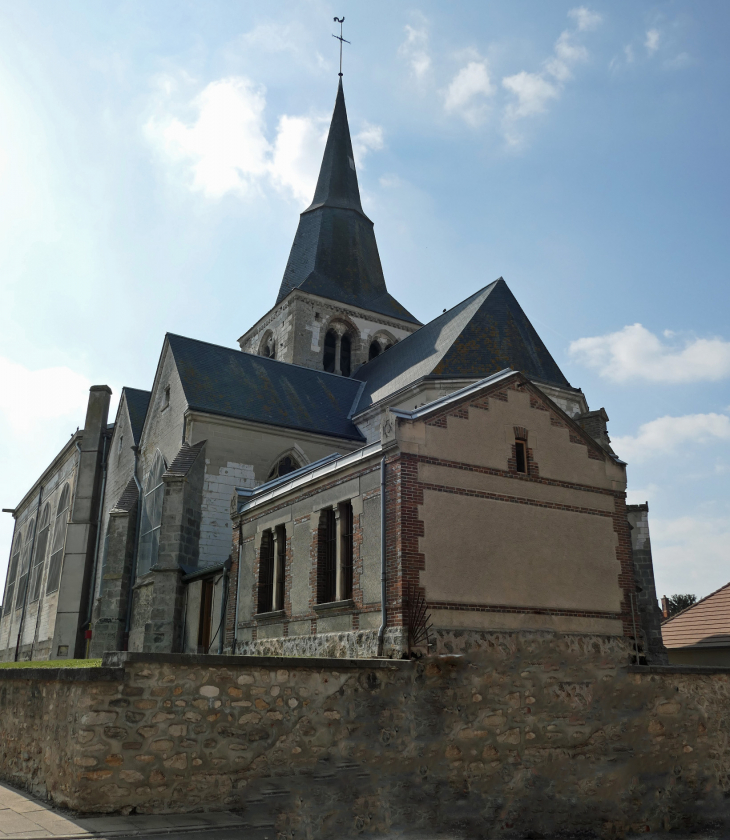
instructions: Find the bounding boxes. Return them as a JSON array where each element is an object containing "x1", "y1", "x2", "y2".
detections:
[{"x1": 1, "y1": 632, "x2": 730, "y2": 838}]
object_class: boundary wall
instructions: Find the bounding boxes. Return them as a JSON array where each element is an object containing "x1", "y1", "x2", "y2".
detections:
[{"x1": 1, "y1": 631, "x2": 730, "y2": 837}]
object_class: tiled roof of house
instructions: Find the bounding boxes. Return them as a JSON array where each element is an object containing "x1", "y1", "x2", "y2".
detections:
[
  {"x1": 123, "y1": 388, "x2": 151, "y2": 444},
  {"x1": 661, "y1": 583, "x2": 730, "y2": 649},
  {"x1": 353, "y1": 277, "x2": 572, "y2": 413},
  {"x1": 167, "y1": 333, "x2": 365, "y2": 442},
  {"x1": 276, "y1": 80, "x2": 419, "y2": 325}
]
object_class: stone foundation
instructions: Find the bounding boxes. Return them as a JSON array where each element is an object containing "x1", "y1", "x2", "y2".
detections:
[{"x1": 2, "y1": 631, "x2": 730, "y2": 837}]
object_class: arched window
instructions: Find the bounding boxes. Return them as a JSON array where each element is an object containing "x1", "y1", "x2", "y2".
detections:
[
  {"x1": 323, "y1": 329, "x2": 336, "y2": 373},
  {"x1": 46, "y1": 484, "x2": 71, "y2": 595},
  {"x1": 3, "y1": 530, "x2": 23, "y2": 615},
  {"x1": 369, "y1": 341, "x2": 381, "y2": 361},
  {"x1": 29, "y1": 503, "x2": 51, "y2": 602},
  {"x1": 137, "y1": 451, "x2": 166, "y2": 577},
  {"x1": 14, "y1": 517, "x2": 35, "y2": 610},
  {"x1": 267, "y1": 453, "x2": 301, "y2": 482},
  {"x1": 340, "y1": 334, "x2": 351, "y2": 377},
  {"x1": 260, "y1": 331, "x2": 276, "y2": 360}
]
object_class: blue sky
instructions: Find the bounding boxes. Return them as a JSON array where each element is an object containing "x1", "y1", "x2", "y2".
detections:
[{"x1": 1, "y1": 0, "x2": 729, "y2": 603}]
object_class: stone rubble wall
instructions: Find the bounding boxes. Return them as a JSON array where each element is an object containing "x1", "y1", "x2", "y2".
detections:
[{"x1": 1, "y1": 631, "x2": 730, "y2": 838}]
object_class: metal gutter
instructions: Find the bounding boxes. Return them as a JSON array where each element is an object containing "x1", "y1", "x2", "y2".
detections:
[{"x1": 235, "y1": 441, "x2": 383, "y2": 515}]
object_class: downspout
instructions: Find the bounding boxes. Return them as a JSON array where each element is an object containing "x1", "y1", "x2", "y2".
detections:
[
  {"x1": 123, "y1": 445, "x2": 143, "y2": 650},
  {"x1": 217, "y1": 558, "x2": 230, "y2": 655},
  {"x1": 377, "y1": 456, "x2": 387, "y2": 657},
  {"x1": 14, "y1": 486, "x2": 43, "y2": 661},
  {"x1": 232, "y1": 522, "x2": 243, "y2": 654},
  {"x1": 85, "y1": 432, "x2": 109, "y2": 657}
]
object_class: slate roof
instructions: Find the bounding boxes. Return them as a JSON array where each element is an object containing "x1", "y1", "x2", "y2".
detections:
[
  {"x1": 662, "y1": 583, "x2": 730, "y2": 649},
  {"x1": 123, "y1": 388, "x2": 151, "y2": 444},
  {"x1": 165, "y1": 441, "x2": 207, "y2": 478},
  {"x1": 111, "y1": 476, "x2": 139, "y2": 514},
  {"x1": 353, "y1": 277, "x2": 572, "y2": 413},
  {"x1": 167, "y1": 333, "x2": 365, "y2": 441},
  {"x1": 276, "y1": 80, "x2": 419, "y2": 325}
]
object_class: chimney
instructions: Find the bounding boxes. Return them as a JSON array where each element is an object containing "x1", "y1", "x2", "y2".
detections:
[
  {"x1": 576, "y1": 408, "x2": 614, "y2": 454},
  {"x1": 661, "y1": 596, "x2": 669, "y2": 619}
]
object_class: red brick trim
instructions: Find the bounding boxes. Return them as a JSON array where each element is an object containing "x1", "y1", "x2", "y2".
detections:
[{"x1": 428, "y1": 601, "x2": 622, "y2": 621}]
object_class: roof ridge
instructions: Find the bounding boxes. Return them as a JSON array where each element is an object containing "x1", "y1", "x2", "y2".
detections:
[{"x1": 662, "y1": 581, "x2": 730, "y2": 625}]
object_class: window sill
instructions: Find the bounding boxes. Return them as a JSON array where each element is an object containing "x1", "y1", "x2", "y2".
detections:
[
  {"x1": 314, "y1": 599, "x2": 355, "y2": 613},
  {"x1": 254, "y1": 609, "x2": 286, "y2": 622}
]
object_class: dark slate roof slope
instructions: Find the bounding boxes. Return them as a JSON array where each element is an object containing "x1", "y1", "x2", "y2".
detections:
[
  {"x1": 123, "y1": 388, "x2": 151, "y2": 444},
  {"x1": 167, "y1": 334, "x2": 364, "y2": 441},
  {"x1": 276, "y1": 80, "x2": 419, "y2": 326},
  {"x1": 353, "y1": 278, "x2": 571, "y2": 412}
]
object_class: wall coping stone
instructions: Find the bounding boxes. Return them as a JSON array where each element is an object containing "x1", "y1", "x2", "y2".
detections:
[
  {"x1": 102, "y1": 650, "x2": 416, "y2": 671},
  {"x1": 0, "y1": 666, "x2": 124, "y2": 683},
  {"x1": 628, "y1": 663, "x2": 730, "y2": 675}
]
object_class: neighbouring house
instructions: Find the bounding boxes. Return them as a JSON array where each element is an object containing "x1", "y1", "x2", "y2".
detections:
[{"x1": 661, "y1": 583, "x2": 730, "y2": 666}]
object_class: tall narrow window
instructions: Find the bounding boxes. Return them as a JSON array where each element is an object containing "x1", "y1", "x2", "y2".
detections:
[
  {"x1": 15, "y1": 517, "x2": 36, "y2": 610},
  {"x1": 257, "y1": 530, "x2": 275, "y2": 613},
  {"x1": 323, "y1": 330, "x2": 336, "y2": 373},
  {"x1": 340, "y1": 502, "x2": 354, "y2": 600},
  {"x1": 3, "y1": 532, "x2": 22, "y2": 616},
  {"x1": 46, "y1": 484, "x2": 71, "y2": 595},
  {"x1": 319, "y1": 508, "x2": 337, "y2": 604},
  {"x1": 137, "y1": 451, "x2": 166, "y2": 577},
  {"x1": 29, "y1": 504, "x2": 51, "y2": 603},
  {"x1": 340, "y1": 334, "x2": 351, "y2": 377},
  {"x1": 369, "y1": 341, "x2": 381, "y2": 361},
  {"x1": 276, "y1": 525, "x2": 286, "y2": 611},
  {"x1": 515, "y1": 440, "x2": 527, "y2": 474}
]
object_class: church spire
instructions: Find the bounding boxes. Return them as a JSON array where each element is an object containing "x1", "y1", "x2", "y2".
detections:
[
  {"x1": 274, "y1": 78, "x2": 419, "y2": 325},
  {"x1": 304, "y1": 79, "x2": 364, "y2": 217}
]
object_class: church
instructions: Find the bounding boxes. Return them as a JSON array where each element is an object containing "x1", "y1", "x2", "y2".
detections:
[{"x1": 0, "y1": 78, "x2": 666, "y2": 665}]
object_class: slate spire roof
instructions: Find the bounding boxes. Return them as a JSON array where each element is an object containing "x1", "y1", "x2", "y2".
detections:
[
  {"x1": 353, "y1": 277, "x2": 573, "y2": 413},
  {"x1": 276, "y1": 79, "x2": 419, "y2": 325}
]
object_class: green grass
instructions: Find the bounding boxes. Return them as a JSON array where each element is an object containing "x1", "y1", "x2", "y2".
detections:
[{"x1": 0, "y1": 658, "x2": 102, "y2": 669}]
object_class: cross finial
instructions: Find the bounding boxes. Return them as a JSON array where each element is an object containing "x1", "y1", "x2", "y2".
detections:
[{"x1": 332, "y1": 17, "x2": 350, "y2": 77}]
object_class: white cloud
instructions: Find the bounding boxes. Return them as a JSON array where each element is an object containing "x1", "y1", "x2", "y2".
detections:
[
  {"x1": 145, "y1": 75, "x2": 384, "y2": 204},
  {"x1": 613, "y1": 413, "x2": 730, "y2": 462},
  {"x1": 502, "y1": 72, "x2": 559, "y2": 119},
  {"x1": 501, "y1": 8, "x2": 601, "y2": 144},
  {"x1": 568, "y1": 6, "x2": 603, "y2": 32},
  {"x1": 569, "y1": 323, "x2": 730, "y2": 383},
  {"x1": 0, "y1": 357, "x2": 90, "y2": 439},
  {"x1": 444, "y1": 60, "x2": 495, "y2": 126},
  {"x1": 399, "y1": 21, "x2": 431, "y2": 80},
  {"x1": 645, "y1": 29, "x2": 660, "y2": 56},
  {"x1": 651, "y1": 514, "x2": 730, "y2": 600}
]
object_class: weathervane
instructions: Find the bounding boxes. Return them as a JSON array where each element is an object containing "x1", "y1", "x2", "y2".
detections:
[{"x1": 332, "y1": 17, "x2": 350, "y2": 77}]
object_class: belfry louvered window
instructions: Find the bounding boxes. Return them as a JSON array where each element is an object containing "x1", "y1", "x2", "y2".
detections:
[
  {"x1": 257, "y1": 530, "x2": 275, "y2": 614},
  {"x1": 3, "y1": 532, "x2": 22, "y2": 615},
  {"x1": 29, "y1": 503, "x2": 51, "y2": 602},
  {"x1": 15, "y1": 517, "x2": 36, "y2": 610},
  {"x1": 137, "y1": 451, "x2": 166, "y2": 577},
  {"x1": 46, "y1": 484, "x2": 71, "y2": 595}
]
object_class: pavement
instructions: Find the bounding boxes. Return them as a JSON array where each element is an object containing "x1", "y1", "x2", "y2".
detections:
[{"x1": 0, "y1": 781, "x2": 259, "y2": 839}]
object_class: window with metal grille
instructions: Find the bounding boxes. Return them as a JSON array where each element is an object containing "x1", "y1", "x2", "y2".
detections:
[
  {"x1": 137, "y1": 451, "x2": 166, "y2": 577},
  {"x1": 341, "y1": 502, "x2": 354, "y2": 599},
  {"x1": 276, "y1": 525, "x2": 286, "y2": 610},
  {"x1": 257, "y1": 530, "x2": 275, "y2": 613},
  {"x1": 46, "y1": 484, "x2": 71, "y2": 595},
  {"x1": 515, "y1": 440, "x2": 527, "y2": 474},
  {"x1": 319, "y1": 508, "x2": 337, "y2": 604},
  {"x1": 29, "y1": 503, "x2": 51, "y2": 603},
  {"x1": 3, "y1": 532, "x2": 22, "y2": 616},
  {"x1": 15, "y1": 516, "x2": 36, "y2": 610}
]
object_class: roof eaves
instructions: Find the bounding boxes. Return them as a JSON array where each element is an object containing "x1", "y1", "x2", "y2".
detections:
[{"x1": 236, "y1": 441, "x2": 382, "y2": 515}]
